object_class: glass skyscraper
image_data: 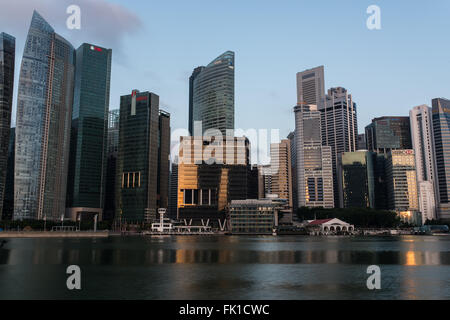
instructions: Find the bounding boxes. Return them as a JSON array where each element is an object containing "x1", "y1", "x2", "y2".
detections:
[
  {"x1": 365, "y1": 116, "x2": 412, "y2": 154},
  {"x1": 190, "y1": 51, "x2": 234, "y2": 136},
  {"x1": 432, "y1": 98, "x2": 450, "y2": 221},
  {"x1": 0, "y1": 32, "x2": 15, "y2": 220},
  {"x1": 15, "y1": 11, "x2": 75, "y2": 221},
  {"x1": 116, "y1": 90, "x2": 170, "y2": 222},
  {"x1": 66, "y1": 43, "x2": 112, "y2": 221}
]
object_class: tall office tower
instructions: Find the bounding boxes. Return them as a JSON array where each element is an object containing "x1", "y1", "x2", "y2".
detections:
[
  {"x1": 287, "y1": 131, "x2": 297, "y2": 212},
  {"x1": 410, "y1": 105, "x2": 437, "y2": 223},
  {"x1": 269, "y1": 139, "x2": 293, "y2": 208},
  {"x1": 257, "y1": 164, "x2": 272, "y2": 198},
  {"x1": 357, "y1": 134, "x2": 366, "y2": 150},
  {"x1": 294, "y1": 104, "x2": 334, "y2": 209},
  {"x1": 116, "y1": 90, "x2": 162, "y2": 222},
  {"x1": 2, "y1": 128, "x2": 15, "y2": 220},
  {"x1": 338, "y1": 151, "x2": 376, "y2": 209},
  {"x1": 0, "y1": 32, "x2": 15, "y2": 220},
  {"x1": 432, "y1": 98, "x2": 450, "y2": 221},
  {"x1": 190, "y1": 51, "x2": 235, "y2": 136},
  {"x1": 321, "y1": 87, "x2": 358, "y2": 207},
  {"x1": 177, "y1": 136, "x2": 253, "y2": 225},
  {"x1": 66, "y1": 43, "x2": 112, "y2": 221},
  {"x1": 188, "y1": 66, "x2": 204, "y2": 135},
  {"x1": 104, "y1": 109, "x2": 119, "y2": 221},
  {"x1": 365, "y1": 116, "x2": 412, "y2": 154},
  {"x1": 168, "y1": 156, "x2": 179, "y2": 220},
  {"x1": 15, "y1": 11, "x2": 75, "y2": 221},
  {"x1": 385, "y1": 150, "x2": 419, "y2": 215},
  {"x1": 296, "y1": 66, "x2": 325, "y2": 107},
  {"x1": 157, "y1": 110, "x2": 170, "y2": 209}
]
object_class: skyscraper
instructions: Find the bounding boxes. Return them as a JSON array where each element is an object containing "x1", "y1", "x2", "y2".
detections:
[
  {"x1": 116, "y1": 90, "x2": 169, "y2": 222},
  {"x1": 385, "y1": 150, "x2": 419, "y2": 223},
  {"x1": 338, "y1": 151, "x2": 376, "y2": 209},
  {"x1": 158, "y1": 110, "x2": 171, "y2": 209},
  {"x1": 15, "y1": 11, "x2": 75, "y2": 221},
  {"x1": 269, "y1": 139, "x2": 293, "y2": 209},
  {"x1": 294, "y1": 104, "x2": 334, "y2": 209},
  {"x1": 188, "y1": 66, "x2": 204, "y2": 135},
  {"x1": 365, "y1": 116, "x2": 412, "y2": 154},
  {"x1": 287, "y1": 131, "x2": 297, "y2": 212},
  {"x1": 0, "y1": 32, "x2": 15, "y2": 219},
  {"x1": 66, "y1": 43, "x2": 112, "y2": 221},
  {"x1": 410, "y1": 105, "x2": 437, "y2": 222},
  {"x1": 321, "y1": 87, "x2": 358, "y2": 207},
  {"x1": 2, "y1": 128, "x2": 15, "y2": 220},
  {"x1": 168, "y1": 156, "x2": 179, "y2": 220},
  {"x1": 432, "y1": 98, "x2": 450, "y2": 221},
  {"x1": 296, "y1": 66, "x2": 325, "y2": 107},
  {"x1": 104, "y1": 109, "x2": 119, "y2": 221},
  {"x1": 190, "y1": 51, "x2": 235, "y2": 136}
]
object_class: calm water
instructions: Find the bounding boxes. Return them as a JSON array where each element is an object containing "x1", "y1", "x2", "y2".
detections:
[{"x1": 0, "y1": 235, "x2": 449, "y2": 299}]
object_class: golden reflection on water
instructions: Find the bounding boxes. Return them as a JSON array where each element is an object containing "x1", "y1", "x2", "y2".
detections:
[{"x1": 405, "y1": 251, "x2": 417, "y2": 266}]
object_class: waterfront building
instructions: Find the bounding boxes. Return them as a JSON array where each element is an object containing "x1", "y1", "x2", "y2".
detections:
[
  {"x1": 269, "y1": 139, "x2": 293, "y2": 209},
  {"x1": 410, "y1": 105, "x2": 437, "y2": 223},
  {"x1": 104, "y1": 109, "x2": 119, "y2": 221},
  {"x1": 168, "y1": 156, "x2": 179, "y2": 220},
  {"x1": 321, "y1": 87, "x2": 358, "y2": 206},
  {"x1": 293, "y1": 104, "x2": 334, "y2": 208},
  {"x1": 116, "y1": 90, "x2": 169, "y2": 222},
  {"x1": 14, "y1": 11, "x2": 75, "y2": 221},
  {"x1": 0, "y1": 32, "x2": 15, "y2": 219},
  {"x1": 432, "y1": 98, "x2": 450, "y2": 221},
  {"x1": 190, "y1": 51, "x2": 234, "y2": 136},
  {"x1": 365, "y1": 116, "x2": 412, "y2": 154},
  {"x1": 306, "y1": 218, "x2": 355, "y2": 235},
  {"x1": 2, "y1": 128, "x2": 14, "y2": 220},
  {"x1": 177, "y1": 135, "x2": 254, "y2": 225},
  {"x1": 157, "y1": 110, "x2": 171, "y2": 209},
  {"x1": 228, "y1": 199, "x2": 289, "y2": 234},
  {"x1": 66, "y1": 43, "x2": 112, "y2": 221},
  {"x1": 385, "y1": 150, "x2": 420, "y2": 223},
  {"x1": 338, "y1": 151, "x2": 376, "y2": 208}
]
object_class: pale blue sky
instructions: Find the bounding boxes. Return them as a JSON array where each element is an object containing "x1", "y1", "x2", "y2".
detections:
[{"x1": 2, "y1": 0, "x2": 450, "y2": 147}]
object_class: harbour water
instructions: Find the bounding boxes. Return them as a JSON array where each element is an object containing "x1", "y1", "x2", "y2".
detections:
[{"x1": 0, "y1": 235, "x2": 449, "y2": 299}]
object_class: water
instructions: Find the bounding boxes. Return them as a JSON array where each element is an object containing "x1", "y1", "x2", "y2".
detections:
[{"x1": 0, "y1": 235, "x2": 449, "y2": 299}]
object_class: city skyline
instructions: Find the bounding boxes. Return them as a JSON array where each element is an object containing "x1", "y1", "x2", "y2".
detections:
[{"x1": 1, "y1": 1, "x2": 449, "y2": 143}]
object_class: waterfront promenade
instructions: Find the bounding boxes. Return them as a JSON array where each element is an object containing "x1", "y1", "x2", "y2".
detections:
[{"x1": 0, "y1": 231, "x2": 109, "y2": 238}]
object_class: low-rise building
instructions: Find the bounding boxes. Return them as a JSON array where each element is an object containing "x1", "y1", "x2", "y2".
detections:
[{"x1": 306, "y1": 218, "x2": 355, "y2": 235}]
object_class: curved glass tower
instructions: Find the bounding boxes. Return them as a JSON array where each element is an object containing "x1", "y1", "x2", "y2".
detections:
[
  {"x1": 191, "y1": 51, "x2": 234, "y2": 136},
  {"x1": 14, "y1": 11, "x2": 75, "y2": 221}
]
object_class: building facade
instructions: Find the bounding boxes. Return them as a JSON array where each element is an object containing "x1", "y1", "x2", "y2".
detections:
[
  {"x1": 410, "y1": 105, "x2": 437, "y2": 222},
  {"x1": 296, "y1": 66, "x2": 325, "y2": 107},
  {"x1": 365, "y1": 116, "x2": 412, "y2": 154},
  {"x1": 157, "y1": 110, "x2": 170, "y2": 209},
  {"x1": 338, "y1": 151, "x2": 376, "y2": 208},
  {"x1": 0, "y1": 32, "x2": 15, "y2": 219},
  {"x1": 269, "y1": 139, "x2": 293, "y2": 209},
  {"x1": 321, "y1": 87, "x2": 358, "y2": 207},
  {"x1": 66, "y1": 43, "x2": 112, "y2": 221},
  {"x1": 177, "y1": 136, "x2": 255, "y2": 224},
  {"x1": 104, "y1": 109, "x2": 119, "y2": 221},
  {"x1": 385, "y1": 150, "x2": 419, "y2": 219},
  {"x1": 188, "y1": 66, "x2": 204, "y2": 135},
  {"x1": 116, "y1": 91, "x2": 163, "y2": 222},
  {"x1": 15, "y1": 11, "x2": 75, "y2": 221},
  {"x1": 191, "y1": 51, "x2": 235, "y2": 136},
  {"x1": 2, "y1": 127, "x2": 15, "y2": 220},
  {"x1": 294, "y1": 104, "x2": 334, "y2": 209},
  {"x1": 432, "y1": 98, "x2": 450, "y2": 221}
]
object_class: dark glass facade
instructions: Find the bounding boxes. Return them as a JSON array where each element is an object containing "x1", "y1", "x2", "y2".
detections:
[
  {"x1": 157, "y1": 110, "x2": 170, "y2": 209},
  {"x1": 339, "y1": 151, "x2": 375, "y2": 208},
  {"x1": 188, "y1": 66, "x2": 204, "y2": 135},
  {"x1": 191, "y1": 51, "x2": 234, "y2": 136},
  {"x1": 117, "y1": 91, "x2": 169, "y2": 222},
  {"x1": 66, "y1": 43, "x2": 112, "y2": 220},
  {"x1": 104, "y1": 109, "x2": 119, "y2": 221},
  {"x1": 2, "y1": 127, "x2": 14, "y2": 220},
  {"x1": 365, "y1": 116, "x2": 412, "y2": 154},
  {"x1": 0, "y1": 32, "x2": 15, "y2": 219},
  {"x1": 432, "y1": 98, "x2": 450, "y2": 220},
  {"x1": 15, "y1": 11, "x2": 75, "y2": 221}
]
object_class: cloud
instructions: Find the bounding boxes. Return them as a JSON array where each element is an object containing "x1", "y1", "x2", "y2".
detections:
[{"x1": 0, "y1": 0, "x2": 142, "y2": 61}]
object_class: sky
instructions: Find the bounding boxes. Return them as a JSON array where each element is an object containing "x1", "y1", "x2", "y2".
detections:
[{"x1": 1, "y1": 0, "x2": 449, "y2": 163}]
